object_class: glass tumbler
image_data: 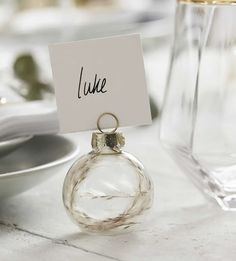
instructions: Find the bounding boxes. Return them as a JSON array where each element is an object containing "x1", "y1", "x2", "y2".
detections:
[{"x1": 161, "y1": 0, "x2": 236, "y2": 210}]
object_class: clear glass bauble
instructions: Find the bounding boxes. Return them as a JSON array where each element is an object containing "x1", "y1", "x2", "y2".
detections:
[{"x1": 63, "y1": 141, "x2": 153, "y2": 234}]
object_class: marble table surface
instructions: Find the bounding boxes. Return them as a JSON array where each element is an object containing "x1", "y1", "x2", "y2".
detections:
[
  {"x1": 1, "y1": 42, "x2": 236, "y2": 261},
  {"x1": 1, "y1": 121, "x2": 236, "y2": 261}
]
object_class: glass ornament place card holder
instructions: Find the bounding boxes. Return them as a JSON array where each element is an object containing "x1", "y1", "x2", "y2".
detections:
[
  {"x1": 49, "y1": 35, "x2": 154, "y2": 233},
  {"x1": 63, "y1": 113, "x2": 153, "y2": 234},
  {"x1": 161, "y1": 0, "x2": 236, "y2": 210}
]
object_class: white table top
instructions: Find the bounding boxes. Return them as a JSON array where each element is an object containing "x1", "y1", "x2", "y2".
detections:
[
  {"x1": 1, "y1": 122, "x2": 236, "y2": 261},
  {"x1": 1, "y1": 42, "x2": 236, "y2": 261}
]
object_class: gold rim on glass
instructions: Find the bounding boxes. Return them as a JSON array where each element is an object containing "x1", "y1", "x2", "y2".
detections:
[{"x1": 178, "y1": 0, "x2": 236, "y2": 4}]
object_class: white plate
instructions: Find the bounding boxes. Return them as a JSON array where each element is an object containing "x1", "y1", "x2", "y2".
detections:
[
  {"x1": 0, "y1": 136, "x2": 32, "y2": 157},
  {"x1": 0, "y1": 135, "x2": 79, "y2": 199}
]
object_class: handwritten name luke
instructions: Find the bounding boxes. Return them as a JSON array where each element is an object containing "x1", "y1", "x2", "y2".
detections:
[{"x1": 77, "y1": 66, "x2": 107, "y2": 99}]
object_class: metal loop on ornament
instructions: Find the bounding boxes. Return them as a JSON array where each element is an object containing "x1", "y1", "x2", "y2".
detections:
[{"x1": 97, "y1": 112, "x2": 119, "y2": 134}]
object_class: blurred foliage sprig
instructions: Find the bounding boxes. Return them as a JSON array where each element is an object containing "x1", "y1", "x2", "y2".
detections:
[{"x1": 13, "y1": 54, "x2": 53, "y2": 101}]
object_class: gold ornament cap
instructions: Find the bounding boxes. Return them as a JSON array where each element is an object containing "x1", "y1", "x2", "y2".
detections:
[
  {"x1": 92, "y1": 112, "x2": 124, "y2": 150},
  {"x1": 91, "y1": 132, "x2": 125, "y2": 150}
]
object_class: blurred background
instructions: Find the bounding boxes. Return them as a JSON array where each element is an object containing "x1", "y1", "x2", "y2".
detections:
[{"x1": 0, "y1": 0, "x2": 175, "y2": 107}]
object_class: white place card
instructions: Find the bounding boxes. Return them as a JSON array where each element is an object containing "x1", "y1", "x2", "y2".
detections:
[{"x1": 49, "y1": 34, "x2": 152, "y2": 133}]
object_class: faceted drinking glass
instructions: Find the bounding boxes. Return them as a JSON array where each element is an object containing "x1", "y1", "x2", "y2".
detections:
[{"x1": 161, "y1": 0, "x2": 236, "y2": 210}]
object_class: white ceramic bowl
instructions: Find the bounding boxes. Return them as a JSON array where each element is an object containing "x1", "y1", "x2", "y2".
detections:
[
  {"x1": 0, "y1": 135, "x2": 79, "y2": 199},
  {"x1": 0, "y1": 136, "x2": 32, "y2": 157}
]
